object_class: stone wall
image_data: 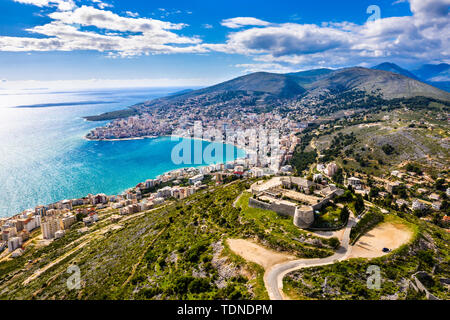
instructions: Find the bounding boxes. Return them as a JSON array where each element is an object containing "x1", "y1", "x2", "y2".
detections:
[
  {"x1": 248, "y1": 197, "x2": 314, "y2": 228},
  {"x1": 294, "y1": 208, "x2": 315, "y2": 228},
  {"x1": 248, "y1": 197, "x2": 296, "y2": 217},
  {"x1": 248, "y1": 197, "x2": 273, "y2": 211},
  {"x1": 311, "y1": 195, "x2": 332, "y2": 211}
]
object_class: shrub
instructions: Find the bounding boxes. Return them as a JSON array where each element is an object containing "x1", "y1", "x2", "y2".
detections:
[
  {"x1": 382, "y1": 144, "x2": 395, "y2": 155},
  {"x1": 188, "y1": 278, "x2": 211, "y2": 293}
]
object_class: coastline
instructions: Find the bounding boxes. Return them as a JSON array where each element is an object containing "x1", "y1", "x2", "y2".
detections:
[
  {"x1": 112, "y1": 134, "x2": 249, "y2": 196},
  {"x1": 1, "y1": 134, "x2": 248, "y2": 220},
  {"x1": 83, "y1": 135, "x2": 158, "y2": 142},
  {"x1": 85, "y1": 134, "x2": 253, "y2": 159}
]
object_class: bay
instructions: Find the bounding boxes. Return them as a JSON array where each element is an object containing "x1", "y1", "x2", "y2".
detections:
[{"x1": 0, "y1": 87, "x2": 244, "y2": 217}]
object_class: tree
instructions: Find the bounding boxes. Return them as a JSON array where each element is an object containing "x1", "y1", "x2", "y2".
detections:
[
  {"x1": 332, "y1": 168, "x2": 344, "y2": 184},
  {"x1": 355, "y1": 194, "x2": 365, "y2": 213},
  {"x1": 328, "y1": 237, "x2": 340, "y2": 249},
  {"x1": 347, "y1": 185, "x2": 354, "y2": 194},
  {"x1": 382, "y1": 144, "x2": 395, "y2": 155},
  {"x1": 405, "y1": 163, "x2": 422, "y2": 175},
  {"x1": 188, "y1": 278, "x2": 211, "y2": 293},
  {"x1": 435, "y1": 178, "x2": 446, "y2": 191},
  {"x1": 340, "y1": 206, "x2": 350, "y2": 223}
]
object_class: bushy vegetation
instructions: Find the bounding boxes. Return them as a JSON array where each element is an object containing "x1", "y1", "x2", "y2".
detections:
[
  {"x1": 382, "y1": 144, "x2": 395, "y2": 155},
  {"x1": 0, "y1": 181, "x2": 340, "y2": 300},
  {"x1": 284, "y1": 215, "x2": 449, "y2": 300},
  {"x1": 291, "y1": 149, "x2": 317, "y2": 174},
  {"x1": 321, "y1": 132, "x2": 357, "y2": 163}
]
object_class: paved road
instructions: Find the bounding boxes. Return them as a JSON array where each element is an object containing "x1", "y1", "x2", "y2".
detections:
[{"x1": 264, "y1": 217, "x2": 355, "y2": 300}]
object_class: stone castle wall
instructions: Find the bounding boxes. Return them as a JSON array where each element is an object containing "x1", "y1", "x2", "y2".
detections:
[{"x1": 248, "y1": 197, "x2": 296, "y2": 217}]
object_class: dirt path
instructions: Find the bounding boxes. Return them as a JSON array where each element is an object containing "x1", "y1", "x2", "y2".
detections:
[
  {"x1": 349, "y1": 222, "x2": 413, "y2": 259},
  {"x1": 21, "y1": 205, "x2": 167, "y2": 287},
  {"x1": 232, "y1": 192, "x2": 243, "y2": 208},
  {"x1": 310, "y1": 227, "x2": 346, "y2": 240},
  {"x1": 22, "y1": 235, "x2": 95, "y2": 285},
  {"x1": 226, "y1": 239, "x2": 296, "y2": 270}
]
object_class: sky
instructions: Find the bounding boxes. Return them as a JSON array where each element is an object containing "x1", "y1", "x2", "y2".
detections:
[{"x1": 0, "y1": 0, "x2": 448, "y2": 90}]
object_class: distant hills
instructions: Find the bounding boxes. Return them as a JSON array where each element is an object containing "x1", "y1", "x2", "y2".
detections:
[
  {"x1": 167, "y1": 65, "x2": 450, "y2": 101},
  {"x1": 413, "y1": 63, "x2": 450, "y2": 82},
  {"x1": 372, "y1": 62, "x2": 450, "y2": 92},
  {"x1": 308, "y1": 67, "x2": 450, "y2": 100},
  {"x1": 372, "y1": 62, "x2": 419, "y2": 80},
  {"x1": 186, "y1": 71, "x2": 306, "y2": 98}
]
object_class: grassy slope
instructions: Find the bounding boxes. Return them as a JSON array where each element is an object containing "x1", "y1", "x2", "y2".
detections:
[
  {"x1": 314, "y1": 107, "x2": 449, "y2": 175},
  {"x1": 0, "y1": 181, "x2": 338, "y2": 300},
  {"x1": 283, "y1": 213, "x2": 449, "y2": 300}
]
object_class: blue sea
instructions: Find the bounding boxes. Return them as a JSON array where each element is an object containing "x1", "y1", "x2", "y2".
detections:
[{"x1": 0, "y1": 87, "x2": 245, "y2": 217}]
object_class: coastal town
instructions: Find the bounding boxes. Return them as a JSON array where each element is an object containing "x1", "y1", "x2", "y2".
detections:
[
  {"x1": 1, "y1": 89, "x2": 449, "y2": 302},
  {"x1": 2, "y1": 121, "x2": 449, "y2": 260}
]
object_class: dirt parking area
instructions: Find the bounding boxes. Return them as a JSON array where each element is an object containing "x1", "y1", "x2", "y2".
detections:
[
  {"x1": 227, "y1": 239, "x2": 295, "y2": 270},
  {"x1": 349, "y1": 222, "x2": 413, "y2": 259}
]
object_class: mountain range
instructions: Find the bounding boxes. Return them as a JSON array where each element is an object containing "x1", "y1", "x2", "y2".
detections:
[
  {"x1": 372, "y1": 62, "x2": 450, "y2": 92},
  {"x1": 85, "y1": 63, "x2": 450, "y2": 121},
  {"x1": 167, "y1": 63, "x2": 450, "y2": 102}
]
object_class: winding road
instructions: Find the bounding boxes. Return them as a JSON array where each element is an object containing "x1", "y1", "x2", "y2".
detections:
[{"x1": 264, "y1": 217, "x2": 355, "y2": 300}]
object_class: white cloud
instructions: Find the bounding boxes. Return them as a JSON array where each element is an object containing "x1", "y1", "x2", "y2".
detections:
[
  {"x1": 48, "y1": 6, "x2": 188, "y2": 32},
  {"x1": 221, "y1": 17, "x2": 271, "y2": 29},
  {"x1": 14, "y1": 0, "x2": 75, "y2": 11},
  {"x1": 3, "y1": 0, "x2": 450, "y2": 68},
  {"x1": 125, "y1": 11, "x2": 139, "y2": 18},
  {"x1": 1, "y1": 4, "x2": 206, "y2": 57},
  {"x1": 235, "y1": 63, "x2": 298, "y2": 74},
  {"x1": 91, "y1": 0, "x2": 112, "y2": 9},
  {"x1": 216, "y1": 0, "x2": 450, "y2": 68}
]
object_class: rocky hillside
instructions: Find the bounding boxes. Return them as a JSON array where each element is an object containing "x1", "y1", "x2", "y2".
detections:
[
  {"x1": 85, "y1": 66, "x2": 450, "y2": 121},
  {"x1": 372, "y1": 62, "x2": 419, "y2": 81},
  {"x1": 308, "y1": 67, "x2": 450, "y2": 100}
]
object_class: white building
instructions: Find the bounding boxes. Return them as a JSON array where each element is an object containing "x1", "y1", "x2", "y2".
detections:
[
  {"x1": 432, "y1": 202, "x2": 442, "y2": 210},
  {"x1": 280, "y1": 165, "x2": 293, "y2": 173},
  {"x1": 326, "y1": 163, "x2": 338, "y2": 177},
  {"x1": 249, "y1": 167, "x2": 264, "y2": 178},
  {"x1": 317, "y1": 164, "x2": 325, "y2": 173},
  {"x1": 24, "y1": 216, "x2": 41, "y2": 232},
  {"x1": 153, "y1": 197, "x2": 165, "y2": 205},
  {"x1": 157, "y1": 186, "x2": 173, "y2": 198},
  {"x1": 347, "y1": 177, "x2": 362, "y2": 190},
  {"x1": 11, "y1": 248, "x2": 24, "y2": 258},
  {"x1": 41, "y1": 217, "x2": 61, "y2": 240},
  {"x1": 313, "y1": 173, "x2": 323, "y2": 182},
  {"x1": 54, "y1": 230, "x2": 66, "y2": 239},
  {"x1": 396, "y1": 199, "x2": 409, "y2": 207},
  {"x1": 189, "y1": 174, "x2": 204, "y2": 185},
  {"x1": 8, "y1": 237, "x2": 22, "y2": 253},
  {"x1": 412, "y1": 199, "x2": 429, "y2": 211}
]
